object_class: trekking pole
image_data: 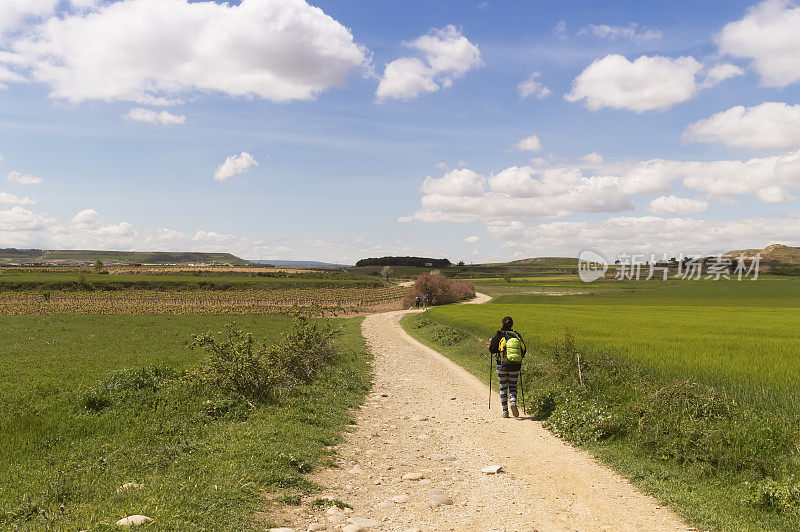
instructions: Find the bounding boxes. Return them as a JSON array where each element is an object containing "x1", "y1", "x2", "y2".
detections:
[
  {"x1": 488, "y1": 353, "x2": 492, "y2": 410},
  {"x1": 519, "y1": 369, "x2": 526, "y2": 415}
]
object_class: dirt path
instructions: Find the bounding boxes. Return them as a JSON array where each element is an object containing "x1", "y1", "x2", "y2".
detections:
[{"x1": 283, "y1": 296, "x2": 690, "y2": 532}]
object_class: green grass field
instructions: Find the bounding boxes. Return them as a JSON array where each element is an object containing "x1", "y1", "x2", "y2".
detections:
[
  {"x1": 403, "y1": 276, "x2": 800, "y2": 531},
  {"x1": 0, "y1": 315, "x2": 371, "y2": 530},
  {"x1": 427, "y1": 278, "x2": 800, "y2": 412}
]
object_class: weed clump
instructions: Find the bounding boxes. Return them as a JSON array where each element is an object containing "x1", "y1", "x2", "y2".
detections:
[
  {"x1": 309, "y1": 497, "x2": 351, "y2": 510},
  {"x1": 748, "y1": 477, "x2": 800, "y2": 514},
  {"x1": 543, "y1": 391, "x2": 624, "y2": 444},
  {"x1": 79, "y1": 367, "x2": 179, "y2": 412},
  {"x1": 275, "y1": 493, "x2": 302, "y2": 506},
  {"x1": 430, "y1": 325, "x2": 467, "y2": 346}
]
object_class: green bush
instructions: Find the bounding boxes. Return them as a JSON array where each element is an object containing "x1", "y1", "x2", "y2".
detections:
[{"x1": 191, "y1": 318, "x2": 340, "y2": 400}]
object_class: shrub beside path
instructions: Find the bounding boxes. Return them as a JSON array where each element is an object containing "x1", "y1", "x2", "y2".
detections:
[{"x1": 288, "y1": 295, "x2": 691, "y2": 531}]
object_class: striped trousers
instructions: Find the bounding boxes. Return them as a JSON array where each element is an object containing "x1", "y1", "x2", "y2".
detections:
[{"x1": 496, "y1": 366, "x2": 520, "y2": 413}]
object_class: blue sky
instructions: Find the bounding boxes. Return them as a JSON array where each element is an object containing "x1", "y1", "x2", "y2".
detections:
[{"x1": 1, "y1": 0, "x2": 800, "y2": 263}]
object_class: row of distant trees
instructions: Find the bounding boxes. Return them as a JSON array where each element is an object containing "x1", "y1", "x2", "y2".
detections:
[{"x1": 355, "y1": 256, "x2": 451, "y2": 268}]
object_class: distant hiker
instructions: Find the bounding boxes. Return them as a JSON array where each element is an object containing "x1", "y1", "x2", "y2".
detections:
[
  {"x1": 414, "y1": 295, "x2": 421, "y2": 309},
  {"x1": 489, "y1": 316, "x2": 527, "y2": 418},
  {"x1": 423, "y1": 293, "x2": 429, "y2": 308}
]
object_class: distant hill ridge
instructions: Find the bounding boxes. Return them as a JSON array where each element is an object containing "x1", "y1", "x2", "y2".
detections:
[
  {"x1": 251, "y1": 260, "x2": 350, "y2": 269},
  {"x1": 0, "y1": 249, "x2": 248, "y2": 265},
  {"x1": 510, "y1": 256, "x2": 579, "y2": 265},
  {"x1": 726, "y1": 244, "x2": 800, "y2": 263}
]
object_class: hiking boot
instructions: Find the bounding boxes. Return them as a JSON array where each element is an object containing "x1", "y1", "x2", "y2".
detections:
[
  {"x1": 502, "y1": 411, "x2": 510, "y2": 418},
  {"x1": 510, "y1": 404, "x2": 519, "y2": 417}
]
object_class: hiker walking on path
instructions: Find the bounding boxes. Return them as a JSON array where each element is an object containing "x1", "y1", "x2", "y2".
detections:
[
  {"x1": 423, "y1": 293, "x2": 429, "y2": 308},
  {"x1": 414, "y1": 295, "x2": 421, "y2": 309},
  {"x1": 489, "y1": 316, "x2": 526, "y2": 418}
]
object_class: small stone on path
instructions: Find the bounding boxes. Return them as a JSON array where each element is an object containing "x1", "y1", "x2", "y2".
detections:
[
  {"x1": 392, "y1": 494, "x2": 410, "y2": 504},
  {"x1": 481, "y1": 465, "x2": 503, "y2": 474},
  {"x1": 268, "y1": 528, "x2": 295, "y2": 532},
  {"x1": 308, "y1": 524, "x2": 326, "y2": 531},
  {"x1": 116, "y1": 515, "x2": 152, "y2": 527},
  {"x1": 426, "y1": 489, "x2": 453, "y2": 507},
  {"x1": 401, "y1": 472, "x2": 425, "y2": 481}
]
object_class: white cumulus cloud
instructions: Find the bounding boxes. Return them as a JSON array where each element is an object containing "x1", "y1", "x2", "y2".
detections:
[
  {"x1": 124, "y1": 107, "x2": 186, "y2": 125},
  {"x1": 2, "y1": 0, "x2": 369, "y2": 104},
  {"x1": 70, "y1": 208, "x2": 100, "y2": 227},
  {"x1": 517, "y1": 72, "x2": 551, "y2": 100},
  {"x1": 405, "y1": 165, "x2": 634, "y2": 224},
  {"x1": 7, "y1": 170, "x2": 42, "y2": 184},
  {"x1": 403, "y1": 149, "x2": 800, "y2": 230},
  {"x1": 647, "y1": 195, "x2": 709, "y2": 215},
  {"x1": 213, "y1": 152, "x2": 259, "y2": 183},
  {"x1": 515, "y1": 135, "x2": 543, "y2": 152},
  {"x1": 0, "y1": 206, "x2": 49, "y2": 230},
  {"x1": 375, "y1": 58, "x2": 437, "y2": 102},
  {"x1": 717, "y1": 0, "x2": 800, "y2": 88},
  {"x1": 565, "y1": 56, "x2": 741, "y2": 113},
  {"x1": 420, "y1": 168, "x2": 486, "y2": 197},
  {"x1": 565, "y1": 54, "x2": 703, "y2": 112},
  {"x1": 0, "y1": 191, "x2": 36, "y2": 205},
  {"x1": 464, "y1": 235, "x2": 480, "y2": 243},
  {"x1": 623, "y1": 150, "x2": 800, "y2": 202},
  {"x1": 683, "y1": 102, "x2": 800, "y2": 151},
  {"x1": 376, "y1": 25, "x2": 482, "y2": 102},
  {"x1": 487, "y1": 220, "x2": 526, "y2": 240}
]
